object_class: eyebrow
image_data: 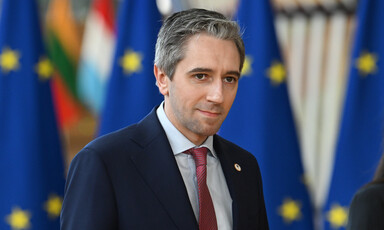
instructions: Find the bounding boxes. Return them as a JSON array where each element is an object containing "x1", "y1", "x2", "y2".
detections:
[{"x1": 187, "y1": 67, "x2": 241, "y2": 78}]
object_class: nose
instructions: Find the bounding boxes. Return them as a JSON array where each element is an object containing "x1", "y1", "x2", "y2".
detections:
[{"x1": 206, "y1": 79, "x2": 224, "y2": 104}]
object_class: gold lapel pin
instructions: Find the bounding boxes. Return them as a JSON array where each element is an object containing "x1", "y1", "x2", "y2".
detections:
[{"x1": 234, "y1": 163, "x2": 241, "y2": 172}]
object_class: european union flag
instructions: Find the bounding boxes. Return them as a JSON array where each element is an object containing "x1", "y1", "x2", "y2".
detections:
[
  {"x1": 98, "y1": 0, "x2": 163, "y2": 135},
  {"x1": 323, "y1": 0, "x2": 384, "y2": 229},
  {"x1": 0, "y1": 0, "x2": 65, "y2": 230},
  {"x1": 219, "y1": 0, "x2": 314, "y2": 229}
]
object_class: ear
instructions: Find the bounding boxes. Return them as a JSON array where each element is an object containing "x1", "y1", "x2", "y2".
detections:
[{"x1": 154, "y1": 64, "x2": 169, "y2": 96}]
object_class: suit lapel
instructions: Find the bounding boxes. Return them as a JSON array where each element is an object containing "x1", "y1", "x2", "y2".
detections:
[
  {"x1": 214, "y1": 135, "x2": 242, "y2": 230},
  {"x1": 128, "y1": 109, "x2": 198, "y2": 230}
]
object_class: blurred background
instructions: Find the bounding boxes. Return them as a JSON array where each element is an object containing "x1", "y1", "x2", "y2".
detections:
[{"x1": 1, "y1": 0, "x2": 383, "y2": 229}]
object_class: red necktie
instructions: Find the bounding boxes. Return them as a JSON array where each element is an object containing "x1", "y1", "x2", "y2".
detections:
[{"x1": 185, "y1": 147, "x2": 218, "y2": 230}]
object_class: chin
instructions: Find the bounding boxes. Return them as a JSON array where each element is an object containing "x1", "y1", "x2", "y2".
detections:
[{"x1": 198, "y1": 127, "x2": 220, "y2": 136}]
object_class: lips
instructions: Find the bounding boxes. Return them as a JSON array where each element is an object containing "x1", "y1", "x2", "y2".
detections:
[{"x1": 198, "y1": 109, "x2": 221, "y2": 117}]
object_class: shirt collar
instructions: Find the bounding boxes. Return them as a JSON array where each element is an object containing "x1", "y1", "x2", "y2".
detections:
[{"x1": 156, "y1": 102, "x2": 216, "y2": 157}]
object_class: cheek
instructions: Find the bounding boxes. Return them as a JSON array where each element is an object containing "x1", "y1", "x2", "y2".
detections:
[
  {"x1": 225, "y1": 89, "x2": 238, "y2": 105},
  {"x1": 175, "y1": 85, "x2": 202, "y2": 102}
]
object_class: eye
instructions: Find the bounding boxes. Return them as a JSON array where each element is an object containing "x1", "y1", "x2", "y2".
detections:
[
  {"x1": 194, "y1": 73, "x2": 207, "y2": 80},
  {"x1": 224, "y1": 76, "x2": 237, "y2": 83}
]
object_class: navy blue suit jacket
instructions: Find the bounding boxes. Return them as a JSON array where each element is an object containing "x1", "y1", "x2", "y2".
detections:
[
  {"x1": 347, "y1": 183, "x2": 384, "y2": 230},
  {"x1": 61, "y1": 108, "x2": 269, "y2": 230}
]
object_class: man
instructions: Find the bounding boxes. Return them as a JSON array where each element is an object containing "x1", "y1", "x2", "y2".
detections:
[{"x1": 61, "y1": 8, "x2": 269, "y2": 230}]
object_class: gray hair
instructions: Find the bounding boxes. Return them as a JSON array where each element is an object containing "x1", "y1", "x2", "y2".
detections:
[{"x1": 154, "y1": 8, "x2": 245, "y2": 79}]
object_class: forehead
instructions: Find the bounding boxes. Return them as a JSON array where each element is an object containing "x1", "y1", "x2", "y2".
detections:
[{"x1": 179, "y1": 34, "x2": 241, "y2": 70}]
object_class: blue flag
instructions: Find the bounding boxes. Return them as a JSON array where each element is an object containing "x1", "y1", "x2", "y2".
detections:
[
  {"x1": 219, "y1": 0, "x2": 314, "y2": 229},
  {"x1": 0, "y1": 0, "x2": 65, "y2": 230},
  {"x1": 323, "y1": 0, "x2": 384, "y2": 229},
  {"x1": 98, "y1": 0, "x2": 163, "y2": 135}
]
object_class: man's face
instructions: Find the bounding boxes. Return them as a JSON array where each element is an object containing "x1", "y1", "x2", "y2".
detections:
[{"x1": 155, "y1": 34, "x2": 240, "y2": 145}]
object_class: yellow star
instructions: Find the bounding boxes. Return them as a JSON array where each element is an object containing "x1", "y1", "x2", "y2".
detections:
[
  {"x1": 326, "y1": 203, "x2": 348, "y2": 229},
  {"x1": 241, "y1": 55, "x2": 252, "y2": 76},
  {"x1": 36, "y1": 57, "x2": 54, "y2": 80},
  {"x1": 278, "y1": 198, "x2": 302, "y2": 224},
  {"x1": 0, "y1": 47, "x2": 20, "y2": 73},
  {"x1": 267, "y1": 61, "x2": 286, "y2": 85},
  {"x1": 44, "y1": 194, "x2": 63, "y2": 219},
  {"x1": 355, "y1": 51, "x2": 378, "y2": 76},
  {"x1": 5, "y1": 207, "x2": 31, "y2": 230},
  {"x1": 119, "y1": 49, "x2": 143, "y2": 75}
]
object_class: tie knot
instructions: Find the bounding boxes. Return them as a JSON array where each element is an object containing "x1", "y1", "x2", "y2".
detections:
[{"x1": 185, "y1": 147, "x2": 208, "y2": 166}]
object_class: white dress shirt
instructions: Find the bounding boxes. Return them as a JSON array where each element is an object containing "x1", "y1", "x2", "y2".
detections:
[{"x1": 156, "y1": 102, "x2": 233, "y2": 230}]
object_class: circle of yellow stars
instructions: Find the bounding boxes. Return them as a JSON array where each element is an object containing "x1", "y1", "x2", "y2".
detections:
[
  {"x1": 241, "y1": 55, "x2": 252, "y2": 76},
  {"x1": 240, "y1": 55, "x2": 286, "y2": 86},
  {"x1": 278, "y1": 198, "x2": 302, "y2": 224},
  {"x1": 267, "y1": 61, "x2": 286, "y2": 85},
  {"x1": 44, "y1": 194, "x2": 63, "y2": 219},
  {"x1": 119, "y1": 49, "x2": 143, "y2": 75},
  {"x1": 326, "y1": 203, "x2": 348, "y2": 229},
  {"x1": 0, "y1": 47, "x2": 54, "y2": 81},
  {"x1": 5, "y1": 194, "x2": 63, "y2": 230},
  {"x1": 355, "y1": 51, "x2": 378, "y2": 76},
  {"x1": 0, "y1": 47, "x2": 20, "y2": 73},
  {"x1": 35, "y1": 57, "x2": 54, "y2": 80},
  {"x1": 5, "y1": 207, "x2": 31, "y2": 230}
]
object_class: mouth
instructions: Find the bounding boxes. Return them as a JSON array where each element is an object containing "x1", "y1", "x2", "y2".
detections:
[{"x1": 198, "y1": 109, "x2": 221, "y2": 118}]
